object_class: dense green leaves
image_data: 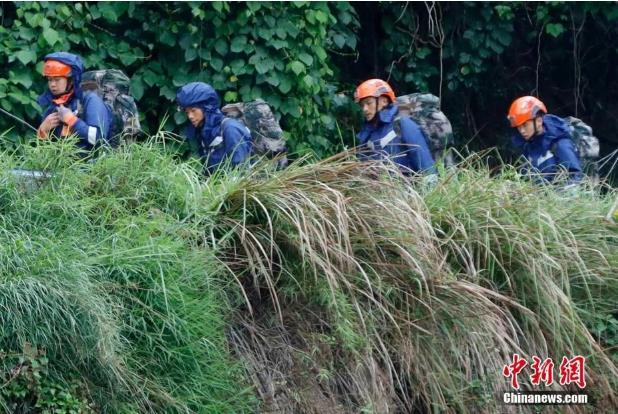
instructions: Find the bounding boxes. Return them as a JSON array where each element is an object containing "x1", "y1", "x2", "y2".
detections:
[
  {"x1": 289, "y1": 61, "x2": 306, "y2": 75},
  {"x1": 546, "y1": 22, "x2": 566, "y2": 37},
  {"x1": 6, "y1": 2, "x2": 617, "y2": 159},
  {"x1": 14, "y1": 49, "x2": 36, "y2": 65},
  {"x1": 0, "y1": 2, "x2": 359, "y2": 157}
]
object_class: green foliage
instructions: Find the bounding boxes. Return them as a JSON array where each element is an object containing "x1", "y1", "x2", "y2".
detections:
[
  {"x1": 1, "y1": 343, "x2": 94, "y2": 413},
  {"x1": 0, "y1": 136, "x2": 617, "y2": 412},
  {"x1": 0, "y1": 138, "x2": 256, "y2": 413},
  {"x1": 583, "y1": 311, "x2": 618, "y2": 366},
  {"x1": 381, "y1": 3, "x2": 516, "y2": 93},
  {"x1": 4, "y1": 2, "x2": 618, "y2": 158},
  {"x1": 0, "y1": 2, "x2": 359, "y2": 157}
]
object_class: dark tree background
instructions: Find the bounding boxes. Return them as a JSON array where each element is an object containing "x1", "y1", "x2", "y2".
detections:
[{"x1": 349, "y1": 2, "x2": 618, "y2": 176}]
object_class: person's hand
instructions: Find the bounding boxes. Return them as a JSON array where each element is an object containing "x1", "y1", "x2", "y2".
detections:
[
  {"x1": 37, "y1": 112, "x2": 61, "y2": 139},
  {"x1": 56, "y1": 105, "x2": 78, "y2": 127}
]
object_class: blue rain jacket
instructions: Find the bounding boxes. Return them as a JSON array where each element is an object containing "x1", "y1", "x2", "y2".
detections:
[
  {"x1": 37, "y1": 52, "x2": 112, "y2": 149},
  {"x1": 177, "y1": 82, "x2": 252, "y2": 175},
  {"x1": 357, "y1": 104, "x2": 436, "y2": 174},
  {"x1": 512, "y1": 114, "x2": 582, "y2": 184}
]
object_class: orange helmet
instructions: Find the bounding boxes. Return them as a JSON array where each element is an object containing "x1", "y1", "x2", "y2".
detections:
[
  {"x1": 507, "y1": 96, "x2": 547, "y2": 127},
  {"x1": 43, "y1": 59, "x2": 72, "y2": 77},
  {"x1": 354, "y1": 79, "x2": 396, "y2": 103}
]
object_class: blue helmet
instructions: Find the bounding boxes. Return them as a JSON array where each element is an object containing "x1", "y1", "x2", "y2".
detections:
[
  {"x1": 176, "y1": 82, "x2": 220, "y2": 113},
  {"x1": 43, "y1": 52, "x2": 85, "y2": 91}
]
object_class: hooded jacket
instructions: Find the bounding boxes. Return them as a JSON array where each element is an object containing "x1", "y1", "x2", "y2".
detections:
[
  {"x1": 512, "y1": 114, "x2": 582, "y2": 183},
  {"x1": 357, "y1": 104, "x2": 436, "y2": 174},
  {"x1": 37, "y1": 52, "x2": 112, "y2": 149},
  {"x1": 176, "y1": 82, "x2": 252, "y2": 175}
]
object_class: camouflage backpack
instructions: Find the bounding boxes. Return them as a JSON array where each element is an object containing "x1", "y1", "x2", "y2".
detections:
[
  {"x1": 80, "y1": 69, "x2": 142, "y2": 147},
  {"x1": 395, "y1": 93, "x2": 455, "y2": 167},
  {"x1": 559, "y1": 116, "x2": 600, "y2": 182},
  {"x1": 221, "y1": 99, "x2": 288, "y2": 168}
]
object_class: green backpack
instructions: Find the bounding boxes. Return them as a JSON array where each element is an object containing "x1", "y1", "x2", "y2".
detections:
[
  {"x1": 395, "y1": 93, "x2": 456, "y2": 167},
  {"x1": 221, "y1": 99, "x2": 288, "y2": 169},
  {"x1": 561, "y1": 116, "x2": 600, "y2": 182},
  {"x1": 80, "y1": 69, "x2": 142, "y2": 147}
]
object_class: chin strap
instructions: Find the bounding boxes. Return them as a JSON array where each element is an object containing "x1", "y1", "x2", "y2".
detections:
[
  {"x1": 52, "y1": 91, "x2": 74, "y2": 106},
  {"x1": 533, "y1": 114, "x2": 545, "y2": 137},
  {"x1": 369, "y1": 97, "x2": 380, "y2": 123},
  {"x1": 52, "y1": 81, "x2": 75, "y2": 106},
  {"x1": 52, "y1": 82, "x2": 77, "y2": 137}
]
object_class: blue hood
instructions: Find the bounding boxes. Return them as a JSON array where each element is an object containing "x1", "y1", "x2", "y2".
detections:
[
  {"x1": 37, "y1": 52, "x2": 85, "y2": 107},
  {"x1": 177, "y1": 82, "x2": 225, "y2": 145},
  {"x1": 376, "y1": 104, "x2": 398, "y2": 124},
  {"x1": 176, "y1": 82, "x2": 220, "y2": 113},
  {"x1": 511, "y1": 114, "x2": 570, "y2": 151},
  {"x1": 184, "y1": 109, "x2": 225, "y2": 146}
]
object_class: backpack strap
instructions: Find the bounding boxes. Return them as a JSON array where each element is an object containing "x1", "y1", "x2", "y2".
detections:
[
  {"x1": 549, "y1": 140, "x2": 567, "y2": 164},
  {"x1": 379, "y1": 126, "x2": 399, "y2": 148},
  {"x1": 221, "y1": 117, "x2": 250, "y2": 137},
  {"x1": 208, "y1": 118, "x2": 228, "y2": 148},
  {"x1": 392, "y1": 116, "x2": 402, "y2": 139},
  {"x1": 215, "y1": 117, "x2": 251, "y2": 149},
  {"x1": 371, "y1": 116, "x2": 401, "y2": 150},
  {"x1": 390, "y1": 116, "x2": 425, "y2": 147},
  {"x1": 367, "y1": 117, "x2": 400, "y2": 151},
  {"x1": 550, "y1": 137, "x2": 580, "y2": 159},
  {"x1": 220, "y1": 117, "x2": 230, "y2": 134},
  {"x1": 75, "y1": 99, "x2": 83, "y2": 118}
]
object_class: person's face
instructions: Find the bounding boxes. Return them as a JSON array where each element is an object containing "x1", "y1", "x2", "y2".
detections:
[
  {"x1": 47, "y1": 76, "x2": 69, "y2": 96},
  {"x1": 516, "y1": 117, "x2": 543, "y2": 141},
  {"x1": 184, "y1": 107, "x2": 205, "y2": 127},
  {"x1": 359, "y1": 97, "x2": 377, "y2": 121},
  {"x1": 359, "y1": 96, "x2": 389, "y2": 122}
]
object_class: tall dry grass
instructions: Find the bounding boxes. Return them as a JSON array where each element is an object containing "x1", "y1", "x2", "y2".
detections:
[{"x1": 0, "y1": 137, "x2": 615, "y2": 413}]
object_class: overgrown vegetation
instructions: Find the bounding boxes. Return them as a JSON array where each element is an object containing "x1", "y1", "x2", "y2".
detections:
[
  {"x1": 354, "y1": 2, "x2": 618, "y2": 159},
  {"x1": 0, "y1": 1, "x2": 358, "y2": 156},
  {"x1": 0, "y1": 137, "x2": 257, "y2": 413},
  {"x1": 4, "y1": 2, "x2": 618, "y2": 161},
  {"x1": 1, "y1": 2, "x2": 618, "y2": 411},
  {"x1": 0, "y1": 135, "x2": 616, "y2": 413}
]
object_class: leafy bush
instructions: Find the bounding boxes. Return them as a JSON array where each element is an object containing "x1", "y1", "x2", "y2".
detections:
[
  {"x1": 0, "y1": 2, "x2": 359, "y2": 157},
  {"x1": 1, "y1": 343, "x2": 95, "y2": 413}
]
